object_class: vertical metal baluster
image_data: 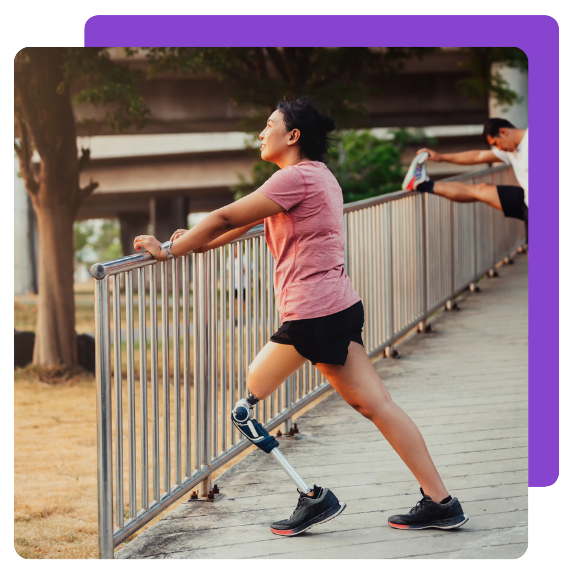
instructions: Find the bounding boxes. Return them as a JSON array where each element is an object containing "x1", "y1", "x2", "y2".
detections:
[
  {"x1": 138, "y1": 267, "x2": 148, "y2": 511},
  {"x1": 267, "y1": 250, "x2": 274, "y2": 419},
  {"x1": 193, "y1": 255, "x2": 202, "y2": 470},
  {"x1": 112, "y1": 275, "x2": 124, "y2": 529},
  {"x1": 252, "y1": 237, "x2": 258, "y2": 368},
  {"x1": 246, "y1": 239, "x2": 252, "y2": 405},
  {"x1": 367, "y1": 208, "x2": 373, "y2": 351},
  {"x1": 160, "y1": 261, "x2": 170, "y2": 494},
  {"x1": 220, "y1": 248, "x2": 226, "y2": 454},
  {"x1": 379, "y1": 204, "x2": 385, "y2": 344},
  {"x1": 402, "y1": 200, "x2": 407, "y2": 328},
  {"x1": 251, "y1": 238, "x2": 258, "y2": 421},
  {"x1": 395, "y1": 202, "x2": 401, "y2": 329},
  {"x1": 149, "y1": 265, "x2": 159, "y2": 502},
  {"x1": 95, "y1": 275, "x2": 113, "y2": 559},
  {"x1": 183, "y1": 257, "x2": 191, "y2": 477},
  {"x1": 259, "y1": 236, "x2": 267, "y2": 421},
  {"x1": 420, "y1": 194, "x2": 428, "y2": 330},
  {"x1": 388, "y1": 204, "x2": 395, "y2": 350},
  {"x1": 374, "y1": 206, "x2": 380, "y2": 345},
  {"x1": 172, "y1": 258, "x2": 181, "y2": 486},
  {"x1": 198, "y1": 252, "x2": 211, "y2": 495},
  {"x1": 372, "y1": 207, "x2": 379, "y2": 350},
  {"x1": 126, "y1": 271, "x2": 137, "y2": 519},
  {"x1": 237, "y1": 244, "x2": 245, "y2": 429},
  {"x1": 211, "y1": 249, "x2": 218, "y2": 461},
  {"x1": 228, "y1": 244, "x2": 236, "y2": 445}
]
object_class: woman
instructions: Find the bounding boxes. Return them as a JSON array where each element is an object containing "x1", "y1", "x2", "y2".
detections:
[{"x1": 134, "y1": 97, "x2": 468, "y2": 536}]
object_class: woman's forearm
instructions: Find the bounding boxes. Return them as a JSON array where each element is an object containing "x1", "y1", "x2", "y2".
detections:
[
  {"x1": 170, "y1": 210, "x2": 230, "y2": 257},
  {"x1": 199, "y1": 221, "x2": 264, "y2": 252}
]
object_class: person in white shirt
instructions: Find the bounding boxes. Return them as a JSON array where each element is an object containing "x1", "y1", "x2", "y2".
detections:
[{"x1": 402, "y1": 118, "x2": 528, "y2": 244}]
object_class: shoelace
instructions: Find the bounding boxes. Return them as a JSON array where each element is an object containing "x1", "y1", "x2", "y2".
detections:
[
  {"x1": 409, "y1": 496, "x2": 429, "y2": 515},
  {"x1": 289, "y1": 495, "x2": 308, "y2": 518}
]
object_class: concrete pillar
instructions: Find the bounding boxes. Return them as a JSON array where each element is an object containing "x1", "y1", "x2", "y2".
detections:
[
  {"x1": 14, "y1": 155, "x2": 37, "y2": 294},
  {"x1": 119, "y1": 212, "x2": 152, "y2": 257},
  {"x1": 489, "y1": 64, "x2": 528, "y2": 128},
  {"x1": 151, "y1": 197, "x2": 190, "y2": 243}
]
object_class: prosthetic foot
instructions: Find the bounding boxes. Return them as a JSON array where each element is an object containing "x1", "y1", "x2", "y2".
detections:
[{"x1": 232, "y1": 391, "x2": 312, "y2": 494}]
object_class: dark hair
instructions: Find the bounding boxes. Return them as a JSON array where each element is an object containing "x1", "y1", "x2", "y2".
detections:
[
  {"x1": 482, "y1": 118, "x2": 516, "y2": 144},
  {"x1": 276, "y1": 97, "x2": 336, "y2": 163}
]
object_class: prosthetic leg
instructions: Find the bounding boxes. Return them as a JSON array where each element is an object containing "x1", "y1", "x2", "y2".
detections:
[{"x1": 231, "y1": 391, "x2": 312, "y2": 494}]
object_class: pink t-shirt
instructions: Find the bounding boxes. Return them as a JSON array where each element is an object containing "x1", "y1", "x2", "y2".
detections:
[{"x1": 257, "y1": 161, "x2": 361, "y2": 322}]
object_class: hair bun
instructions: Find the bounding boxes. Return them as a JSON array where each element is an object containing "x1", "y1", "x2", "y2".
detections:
[{"x1": 320, "y1": 114, "x2": 336, "y2": 133}]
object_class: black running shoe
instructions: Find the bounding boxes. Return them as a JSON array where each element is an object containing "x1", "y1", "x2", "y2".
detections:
[
  {"x1": 388, "y1": 488, "x2": 469, "y2": 530},
  {"x1": 270, "y1": 485, "x2": 346, "y2": 536}
]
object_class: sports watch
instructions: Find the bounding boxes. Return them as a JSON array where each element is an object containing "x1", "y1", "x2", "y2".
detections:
[{"x1": 160, "y1": 240, "x2": 175, "y2": 260}]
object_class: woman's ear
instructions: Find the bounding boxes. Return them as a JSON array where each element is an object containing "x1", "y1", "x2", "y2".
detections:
[{"x1": 287, "y1": 129, "x2": 301, "y2": 146}]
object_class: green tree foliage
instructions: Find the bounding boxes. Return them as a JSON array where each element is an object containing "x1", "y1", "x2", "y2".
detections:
[
  {"x1": 456, "y1": 48, "x2": 528, "y2": 107},
  {"x1": 329, "y1": 130, "x2": 432, "y2": 203},
  {"x1": 74, "y1": 220, "x2": 122, "y2": 265}
]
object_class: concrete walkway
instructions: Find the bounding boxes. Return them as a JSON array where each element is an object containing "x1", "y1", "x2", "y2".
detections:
[{"x1": 117, "y1": 255, "x2": 528, "y2": 559}]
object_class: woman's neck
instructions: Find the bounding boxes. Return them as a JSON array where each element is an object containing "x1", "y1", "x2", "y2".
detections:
[{"x1": 278, "y1": 156, "x2": 314, "y2": 169}]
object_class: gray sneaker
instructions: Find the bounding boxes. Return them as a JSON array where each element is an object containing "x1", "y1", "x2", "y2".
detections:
[{"x1": 270, "y1": 485, "x2": 346, "y2": 536}]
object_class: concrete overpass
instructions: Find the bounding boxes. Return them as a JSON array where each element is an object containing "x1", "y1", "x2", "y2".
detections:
[{"x1": 14, "y1": 48, "x2": 527, "y2": 293}]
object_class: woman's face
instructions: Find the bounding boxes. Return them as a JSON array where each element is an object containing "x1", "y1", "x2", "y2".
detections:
[{"x1": 259, "y1": 109, "x2": 297, "y2": 164}]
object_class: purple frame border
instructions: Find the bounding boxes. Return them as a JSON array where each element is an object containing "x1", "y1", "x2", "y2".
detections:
[{"x1": 85, "y1": 15, "x2": 559, "y2": 487}]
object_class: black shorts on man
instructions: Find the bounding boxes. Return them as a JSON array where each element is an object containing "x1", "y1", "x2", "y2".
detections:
[{"x1": 496, "y1": 185, "x2": 528, "y2": 244}]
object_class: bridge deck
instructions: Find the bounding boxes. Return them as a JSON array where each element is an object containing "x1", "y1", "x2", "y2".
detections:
[{"x1": 117, "y1": 255, "x2": 528, "y2": 559}]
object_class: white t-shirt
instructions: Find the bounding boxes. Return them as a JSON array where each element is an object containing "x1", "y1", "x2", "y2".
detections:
[{"x1": 491, "y1": 129, "x2": 528, "y2": 207}]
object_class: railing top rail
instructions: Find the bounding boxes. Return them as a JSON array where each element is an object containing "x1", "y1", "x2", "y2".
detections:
[{"x1": 90, "y1": 164, "x2": 510, "y2": 280}]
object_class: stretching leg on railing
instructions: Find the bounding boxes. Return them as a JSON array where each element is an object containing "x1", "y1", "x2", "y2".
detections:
[
  {"x1": 402, "y1": 148, "x2": 528, "y2": 248},
  {"x1": 419, "y1": 180, "x2": 503, "y2": 209}
]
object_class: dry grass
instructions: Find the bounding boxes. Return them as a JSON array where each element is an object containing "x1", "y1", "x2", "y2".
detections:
[
  {"x1": 14, "y1": 365, "x2": 332, "y2": 559},
  {"x1": 14, "y1": 368, "x2": 99, "y2": 559}
]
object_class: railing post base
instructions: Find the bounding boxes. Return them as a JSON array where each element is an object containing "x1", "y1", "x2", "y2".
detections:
[
  {"x1": 283, "y1": 417, "x2": 292, "y2": 435},
  {"x1": 445, "y1": 299, "x2": 460, "y2": 311},
  {"x1": 503, "y1": 255, "x2": 514, "y2": 265},
  {"x1": 469, "y1": 282, "x2": 481, "y2": 293},
  {"x1": 487, "y1": 268, "x2": 499, "y2": 278},
  {"x1": 384, "y1": 346, "x2": 400, "y2": 359},
  {"x1": 417, "y1": 320, "x2": 431, "y2": 334},
  {"x1": 198, "y1": 470, "x2": 212, "y2": 498}
]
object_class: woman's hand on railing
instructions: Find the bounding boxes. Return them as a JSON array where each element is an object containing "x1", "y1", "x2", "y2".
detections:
[{"x1": 133, "y1": 235, "x2": 165, "y2": 260}]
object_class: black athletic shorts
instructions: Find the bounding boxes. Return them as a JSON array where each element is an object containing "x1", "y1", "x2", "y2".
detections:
[
  {"x1": 270, "y1": 300, "x2": 364, "y2": 366},
  {"x1": 496, "y1": 185, "x2": 528, "y2": 244}
]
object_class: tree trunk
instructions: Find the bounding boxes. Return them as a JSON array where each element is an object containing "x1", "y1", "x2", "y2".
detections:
[
  {"x1": 31, "y1": 201, "x2": 78, "y2": 367},
  {"x1": 15, "y1": 48, "x2": 89, "y2": 368}
]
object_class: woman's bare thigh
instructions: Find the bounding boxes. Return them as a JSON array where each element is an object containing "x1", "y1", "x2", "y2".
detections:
[
  {"x1": 314, "y1": 341, "x2": 390, "y2": 416},
  {"x1": 247, "y1": 341, "x2": 308, "y2": 400}
]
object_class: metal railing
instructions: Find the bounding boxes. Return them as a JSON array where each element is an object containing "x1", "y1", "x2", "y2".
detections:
[{"x1": 92, "y1": 164, "x2": 525, "y2": 558}]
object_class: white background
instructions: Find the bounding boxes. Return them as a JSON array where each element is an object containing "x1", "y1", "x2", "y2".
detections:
[{"x1": 4, "y1": 2, "x2": 573, "y2": 571}]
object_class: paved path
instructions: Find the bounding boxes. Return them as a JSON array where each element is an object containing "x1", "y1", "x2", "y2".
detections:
[{"x1": 117, "y1": 255, "x2": 528, "y2": 559}]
